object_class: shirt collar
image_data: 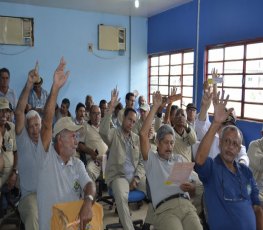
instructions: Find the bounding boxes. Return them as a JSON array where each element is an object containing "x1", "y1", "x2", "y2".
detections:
[
  {"x1": 56, "y1": 153, "x2": 73, "y2": 166},
  {"x1": 215, "y1": 154, "x2": 241, "y2": 172}
]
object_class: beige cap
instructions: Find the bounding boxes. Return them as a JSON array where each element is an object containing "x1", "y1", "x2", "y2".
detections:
[
  {"x1": 53, "y1": 117, "x2": 82, "y2": 137},
  {"x1": 0, "y1": 97, "x2": 11, "y2": 110}
]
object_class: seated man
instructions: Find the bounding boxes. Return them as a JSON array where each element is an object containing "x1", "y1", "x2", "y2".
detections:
[
  {"x1": 78, "y1": 105, "x2": 108, "y2": 181},
  {"x1": 0, "y1": 68, "x2": 17, "y2": 110},
  {"x1": 84, "y1": 95, "x2": 94, "y2": 121},
  {"x1": 195, "y1": 91, "x2": 263, "y2": 230},
  {"x1": 247, "y1": 126, "x2": 263, "y2": 206},
  {"x1": 136, "y1": 95, "x2": 146, "y2": 115},
  {"x1": 133, "y1": 103, "x2": 157, "y2": 151},
  {"x1": 195, "y1": 84, "x2": 249, "y2": 165},
  {"x1": 100, "y1": 88, "x2": 147, "y2": 230},
  {"x1": 172, "y1": 108, "x2": 197, "y2": 162},
  {"x1": 36, "y1": 58, "x2": 96, "y2": 230},
  {"x1": 0, "y1": 97, "x2": 17, "y2": 188},
  {"x1": 15, "y1": 64, "x2": 42, "y2": 230},
  {"x1": 139, "y1": 91, "x2": 202, "y2": 230},
  {"x1": 27, "y1": 76, "x2": 48, "y2": 117},
  {"x1": 99, "y1": 99, "x2": 108, "y2": 118},
  {"x1": 117, "y1": 92, "x2": 136, "y2": 127},
  {"x1": 186, "y1": 103, "x2": 197, "y2": 129},
  {"x1": 74, "y1": 102, "x2": 87, "y2": 161},
  {"x1": 55, "y1": 98, "x2": 72, "y2": 122},
  {"x1": 164, "y1": 89, "x2": 197, "y2": 163}
]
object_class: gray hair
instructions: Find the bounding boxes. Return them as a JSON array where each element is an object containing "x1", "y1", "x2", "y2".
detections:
[
  {"x1": 156, "y1": 124, "x2": 175, "y2": 142},
  {"x1": 220, "y1": 125, "x2": 243, "y2": 143},
  {"x1": 25, "y1": 110, "x2": 41, "y2": 126}
]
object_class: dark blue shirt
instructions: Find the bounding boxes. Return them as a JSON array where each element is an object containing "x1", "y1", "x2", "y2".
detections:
[{"x1": 195, "y1": 155, "x2": 260, "y2": 230}]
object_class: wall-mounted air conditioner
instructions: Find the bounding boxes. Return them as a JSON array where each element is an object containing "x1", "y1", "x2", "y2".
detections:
[
  {"x1": 98, "y1": 24, "x2": 126, "y2": 51},
  {"x1": 0, "y1": 16, "x2": 34, "y2": 46}
]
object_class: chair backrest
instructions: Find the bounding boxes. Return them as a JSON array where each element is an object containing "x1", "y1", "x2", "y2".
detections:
[{"x1": 128, "y1": 190, "x2": 145, "y2": 203}]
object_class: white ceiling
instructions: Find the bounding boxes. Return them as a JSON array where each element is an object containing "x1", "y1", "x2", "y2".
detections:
[{"x1": 0, "y1": 0, "x2": 192, "y2": 17}]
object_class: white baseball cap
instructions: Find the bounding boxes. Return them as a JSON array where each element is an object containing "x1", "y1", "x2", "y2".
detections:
[{"x1": 53, "y1": 117, "x2": 82, "y2": 137}]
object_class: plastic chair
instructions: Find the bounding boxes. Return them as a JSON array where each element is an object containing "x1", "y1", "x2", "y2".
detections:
[{"x1": 105, "y1": 189, "x2": 145, "y2": 230}]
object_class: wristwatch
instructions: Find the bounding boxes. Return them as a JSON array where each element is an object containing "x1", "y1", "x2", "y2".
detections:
[{"x1": 84, "y1": 194, "x2": 94, "y2": 202}]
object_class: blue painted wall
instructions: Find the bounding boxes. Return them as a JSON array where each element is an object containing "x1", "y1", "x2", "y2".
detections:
[
  {"x1": 0, "y1": 2, "x2": 148, "y2": 113},
  {"x1": 148, "y1": 0, "x2": 263, "y2": 148},
  {"x1": 148, "y1": 1, "x2": 197, "y2": 54}
]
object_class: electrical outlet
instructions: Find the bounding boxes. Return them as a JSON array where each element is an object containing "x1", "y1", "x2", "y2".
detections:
[{"x1": 88, "y1": 43, "x2": 93, "y2": 52}]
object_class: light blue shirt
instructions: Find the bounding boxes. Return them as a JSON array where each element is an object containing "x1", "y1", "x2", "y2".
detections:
[{"x1": 36, "y1": 139, "x2": 91, "y2": 230}]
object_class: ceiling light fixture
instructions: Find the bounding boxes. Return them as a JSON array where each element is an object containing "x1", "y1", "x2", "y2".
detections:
[{"x1": 135, "y1": 0, "x2": 139, "y2": 8}]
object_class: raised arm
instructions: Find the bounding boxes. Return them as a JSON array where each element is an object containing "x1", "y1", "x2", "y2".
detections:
[
  {"x1": 41, "y1": 58, "x2": 70, "y2": 151},
  {"x1": 15, "y1": 62, "x2": 39, "y2": 135},
  {"x1": 99, "y1": 87, "x2": 119, "y2": 144},
  {"x1": 195, "y1": 91, "x2": 232, "y2": 165},
  {"x1": 198, "y1": 85, "x2": 213, "y2": 121},
  {"x1": 108, "y1": 87, "x2": 119, "y2": 115},
  {"x1": 140, "y1": 91, "x2": 162, "y2": 160},
  {"x1": 163, "y1": 101, "x2": 172, "y2": 125},
  {"x1": 163, "y1": 87, "x2": 182, "y2": 124}
]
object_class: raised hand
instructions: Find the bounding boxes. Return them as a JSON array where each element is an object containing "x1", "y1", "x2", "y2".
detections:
[
  {"x1": 27, "y1": 61, "x2": 39, "y2": 85},
  {"x1": 53, "y1": 57, "x2": 70, "y2": 89},
  {"x1": 213, "y1": 90, "x2": 233, "y2": 124},
  {"x1": 211, "y1": 68, "x2": 220, "y2": 97},
  {"x1": 110, "y1": 86, "x2": 119, "y2": 107},
  {"x1": 152, "y1": 91, "x2": 162, "y2": 108},
  {"x1": 201, "y1": 87, "x2": 213, "y2": 109},
  {"x1": 167, "y1": 87, "x2": 182, "y2": 104},
  {"x1": 211, "y1": 68, "x2": 220, "y2": 79}
]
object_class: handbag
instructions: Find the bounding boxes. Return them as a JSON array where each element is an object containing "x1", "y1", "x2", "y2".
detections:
[{"x1": 51, "y1": 200, "x2": 103, "y2": 230}]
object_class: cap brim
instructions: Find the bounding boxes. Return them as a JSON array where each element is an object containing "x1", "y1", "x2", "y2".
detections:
[
  {"x1": 53, "y1": 124, "x2": 83, "y2": 138},
  {"x1": 0, "y1": 106, "x2": 11, "y2": 111}
]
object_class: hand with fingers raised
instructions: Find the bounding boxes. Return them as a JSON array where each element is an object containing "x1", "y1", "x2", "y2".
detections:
[
  {"x1": 53, "y1": 57, "x2": 70, "y2": 89},
  {"x1": 213, "y1": 90, "x2": 233, "y2": 125},
  {"x1": 167, "y1": 87, "x2": 182, "y2": 104}
]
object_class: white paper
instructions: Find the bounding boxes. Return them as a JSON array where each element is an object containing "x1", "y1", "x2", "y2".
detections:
[{"x1": 165, "y1": 162, "x2": 195, "y2": 185}]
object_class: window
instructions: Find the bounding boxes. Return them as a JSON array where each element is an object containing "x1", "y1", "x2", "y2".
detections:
[
  {"x1": 206, "y1": 39, "x2": 263, "y2": 121},
  {"x1": 148, "y1": 50, "x2": 194, "y2": 108}
]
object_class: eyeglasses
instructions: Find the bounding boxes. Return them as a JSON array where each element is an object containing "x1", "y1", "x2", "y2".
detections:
[
  {"x1": 221, "y1": 168, "x2": 246, "y2": 202},
  {"x1": 222, "y1": 138, "x2": 240, "y2": 149}
]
